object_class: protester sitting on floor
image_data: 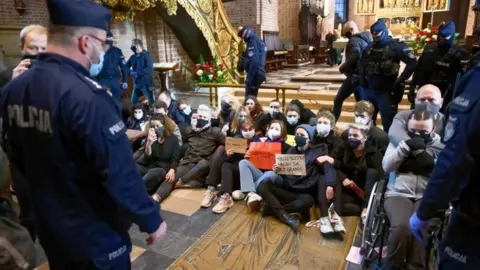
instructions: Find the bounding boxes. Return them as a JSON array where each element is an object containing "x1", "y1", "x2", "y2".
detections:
[
  {"x1": 138, "y1": 96, "x2": 150, "y2": 113},
  {"x1": 335, "y1": 124, "x2": 383, "y2": 224},
  {"x1": 153, "y1": 104, "x2": 225, "y2": 201},
  {"x1": 158, "y1": 90, "x2": 192, "y2": 125},
  {"x1": 244, "y1": 95, "x2": 264, "y2": 130},
  {"x1": 225, "y1": 106, "x2": 251, "y2": 137},
  {"x1": 215, "y1": 94, "x2": 241, "y2": 131},
  {"x1": 389, "y1": 84, "x2": 445, "y2": 146},
  {"x1": 285, "y1": 103, "x2": 304, "y2": 135},
  {"x1": 382, "y1": 109, "x2": 444, "y2": 270},
  {"x1": 127, "y1": 103, "x2": 149, "y2": 131},
  {"x1": 210, "y1": 118, "x2": 262, "y2": 213},
  {"x1": 341, "y1": 101, "x2": 388, "y2": 154},
  {"x1": 256, "y1": 124, "x2": 339, "y2": 234},
  {"x1": 290, "y1": 99, "x2": 316, "y2": 125},
  {"x1": 151, "y1": 100, "x2": 182, "y2": 145},
  {"x1": 256, "y1": 99, "x2": 288, "y2": 136},
  {"x1": 135, "y1": 114, "x2": 180, "y2": 202},
  {"x1": 238, "y1": 120, "x2": 291, "y2": 210}
]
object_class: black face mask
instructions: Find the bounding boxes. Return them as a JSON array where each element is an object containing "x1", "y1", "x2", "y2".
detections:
[
  {"x1": 348, "y1": 138, "x2": 362, "y2": 149},
  {"x1": 408, "y1": 131, "x2": 432, "y2": 143},
  {"x1": 344, "y1": 32, "x2": 353, "y2": 39},
  {"x1": 197, "y1": 119, "x2": 209, "y2": 129},
  {"x1": 130, "y1": 45, "x2": 137, "y2": 53},
  {"x1": 210, "y1": 118, "x2": 219, "y2": 127},
  {"x1": 155, "y1": 127, "x2": 165, "y2": 138},
  {"x1": 221, "y1": 101, "x2": 231, "y2": 113}
]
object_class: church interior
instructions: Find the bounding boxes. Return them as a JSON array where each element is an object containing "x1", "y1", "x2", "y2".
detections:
[{"x1": 1, "y1": 0, "x2": 479, "y2": 269}]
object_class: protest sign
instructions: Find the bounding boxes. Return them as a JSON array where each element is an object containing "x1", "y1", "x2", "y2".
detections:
[
  {"x1": 275, "y1": 154, "x2": 306, "y2": 176},
  {"x1": 226, "y1": 137, "x2": 248, "y2": 154},
  {"x1": 248, "y1": 142, "x2": 281, "y2": 170}
]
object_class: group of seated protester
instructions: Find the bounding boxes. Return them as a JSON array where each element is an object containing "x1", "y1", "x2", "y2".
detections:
[{"x1": 128, "y1": 85, "x2": 446, "y2": 268}]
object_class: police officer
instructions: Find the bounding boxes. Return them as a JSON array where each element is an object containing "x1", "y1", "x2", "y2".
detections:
[
  {"x1": 97, "y1": 30, "x2": 129, "y2": 100},
  {"x1": 409, "y1": 65, "x2": 480, "y2": 268},
  {"x1": 127, "y1": 38, "x2": 154, "y2": 106},
  {"x1": 469, "y1": 26, "x2": 480, "y2": 70},
  {"x1": 360, "y1": 19, "x2": 417, "y2": 133},
  {"x1": 410, "y1": 22, "x2": 469, "y2": 113},
  {"x1": 0, "y1": 0, "x2": 165, "y2": 269},
  {"x1": 237, "y1": 25, "x2": 266, "y2": 98}
]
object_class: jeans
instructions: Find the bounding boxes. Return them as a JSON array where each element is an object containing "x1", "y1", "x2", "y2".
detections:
[
  {"x1": 142, "y1": 168, "x2": 166, "y2": 196},
  {"x1": 333, "y1": 76, "x2": 364, "y2": 121},
  {"x1": 255, "y1": 171, "x2": 284, "y2": 188},
  {"x1": 239, "y1": 159, "x2": 264, "y2": 193},
  {"x1": 131, "y1": 84, "x2": 153, "y2": 105},
  {"x1": 256, "y1": 180, "x2": 315, "y2": 214}
]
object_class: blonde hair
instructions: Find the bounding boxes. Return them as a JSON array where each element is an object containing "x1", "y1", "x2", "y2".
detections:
[
  {"x1": 197, "y1": 104, "x2": 212, "y2": 119},
  {"x1": 230, "y1": 106, "x2": 251, "y2": 135},
  {"x1": 219, "y1": 94, "x2": 241, "y2": 124},
  {"x1": 20, "y1": 25, "x2": 47, "y2": 46},
  {"x1": 317, "y1": 108, "x2": 336, "y2": 126},
  {"x1": 354, "y1": 101, "x2": 375, "y2": 116}
]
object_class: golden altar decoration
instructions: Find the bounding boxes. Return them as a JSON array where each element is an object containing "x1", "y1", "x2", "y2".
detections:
[{"x1": 98, "y1": 0, "x2": 241, "y2": 83}]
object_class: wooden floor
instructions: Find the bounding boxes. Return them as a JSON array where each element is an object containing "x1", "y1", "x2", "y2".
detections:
[{"x1": 169, "y1": 204, "x2": 358, "y2": 270}]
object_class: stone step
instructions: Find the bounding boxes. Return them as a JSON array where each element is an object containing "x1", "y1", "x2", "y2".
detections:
[{"x1": 233, "y1": 89, "x2": 411, "y2": 106}]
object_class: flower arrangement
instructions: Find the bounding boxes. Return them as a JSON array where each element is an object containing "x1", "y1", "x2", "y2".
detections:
[
  {"x1": 414, "y1": 23, "x2": 439, "y2": 50},
  {"x1": 183, "y1": 55, "x2": 231, "y2": 84}
]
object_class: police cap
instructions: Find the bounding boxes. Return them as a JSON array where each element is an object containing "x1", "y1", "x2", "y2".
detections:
[
  {"x1": 46, "y1": 0, "x2": 112, "y2": 31},
  {"x1": 238, "y1": 25, "x2": 252, "y2": 37},
  {"x1": 371, "y1": 19, "x2": 388, "y2": 35},
  {"x1": 438, "y1": 21, "x2": 455, "y2": 38}
]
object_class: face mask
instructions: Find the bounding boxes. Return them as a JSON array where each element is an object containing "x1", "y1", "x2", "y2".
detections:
[
  {"x1": 182, "y1": 106, "x2": 191, "y2": 115},
  {"x1": 196, "y1": 119, "x2": 209, "y2": 129},
  {"x1": 269, "y1": 108, "x2": 280, "y2": 117},
  {"x1": 316, "y1": 124, "x2": 331, "y2": 136},
  {"x1": 88, "y1": 41, "x2": 105, "y2": 77},
  {"x1": 287, "y1": 117, "x2": 298, "y2": 125},
  {"x1": 238, "y1": 115, "x2": 246, "y2": 121},
  {"x1": 242, "y1": 130, "x2": 255, "y2": 139},
  {"x1": 210, "y1": 118, "x2": 219, "y2": 127},
  {"x1": 221, "y1": 102, "x2": 231, "y2": 112},
  {"x1": 155, "y1": 127, "x2": 165, "y2": 138},
  {"x1": 134, "y1": 112, "x2": 143, "y2": 120},
  {"x1": 106, "y1": 40, "x2": 113, "y2": 46},
  {"x1": 295, "y1": 135, "x2": 308, "y2": 148},
  {"x1": 344, "y1": 32, "x2": 353, "y2": 39},
  {"x1": 355, "y1": 116, "x2": 370, "y2": 125},
  {"x1": 348, "y1": 138, "x2": 363, "y2": 149},
  {"x1": 130, "y1": 45, "x2": 137, "y2": 53},
  {"x1": 415, "y1": 102, "x2": 440, "y2": 116},
  {"x1": 191, "y1": 118, "x2": 197, "y2": 126},
  {"x1": 267, "y1": 129, "x2": 281, "y2": 140}
]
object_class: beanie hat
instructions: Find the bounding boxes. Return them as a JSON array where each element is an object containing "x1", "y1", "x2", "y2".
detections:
[{"x1": 295, "y1": 124, "x2": 314, "y2": 140}]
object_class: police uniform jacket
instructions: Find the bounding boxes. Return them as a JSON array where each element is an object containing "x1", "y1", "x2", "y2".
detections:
[
  {"x1": 98, "y1": 46, "x2": 128, "y2": 84},
  {"x1": 127, "y1": 50, "x2": 153, "y2": 86},
  {"x1": 1, "y1": 53, "x2": 162, "y2": 262}
]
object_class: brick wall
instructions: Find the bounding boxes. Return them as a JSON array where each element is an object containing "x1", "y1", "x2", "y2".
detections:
[
  {"x1": 223, "y1": 0, "x2": 261, "y2": 35},
  {"x1": 278, "y1": 0, "x2": 300, "y2": 42},
  {"x1": 0, "y1": 0, "x2": 49, "y2": 27},
  {"x1": 260, "y1": 0, "x2": 278, "y2": 33}
]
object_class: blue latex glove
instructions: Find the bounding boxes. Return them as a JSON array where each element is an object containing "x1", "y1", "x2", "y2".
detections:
[
  {"x1": 409, "y1": 212, "x2": 429, "y2": 244},
  {"x1": 130, "y1": 71, "x2": 137, "y2": 76},
  {"x1": 122, "y1": 82, "x2": 128, "y2": 89}
]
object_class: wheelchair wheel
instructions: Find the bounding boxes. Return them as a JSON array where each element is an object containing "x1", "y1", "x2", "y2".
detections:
[
  {"x1": 361, "y1": 180, "x2": 388, "y2": 269},
  {"x1": 426, "y1": 206, "x2": 452, "y2": 270}
]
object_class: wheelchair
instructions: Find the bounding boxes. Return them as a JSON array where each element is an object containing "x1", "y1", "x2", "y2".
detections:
[{"x1": 360, "y1": 178, "x2": 452, "y2": 270}]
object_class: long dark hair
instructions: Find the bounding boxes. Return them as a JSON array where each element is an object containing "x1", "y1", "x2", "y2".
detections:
[{"x1": 245, "y1": 95, "x2": 263, "y2": 119}]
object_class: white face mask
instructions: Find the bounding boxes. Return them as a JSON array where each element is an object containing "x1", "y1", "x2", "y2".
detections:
[
  {"x1": 355, "y1": 116, "x2": 370, "y2": 125},
  {"x1": 287, "y1": 117, "x2": 298, "y2": 125},
  {"x1": 316, "y1": 124, "x2": 331, "y2": 136},
  {"x1": 267, "y1": 129, "x2": 281, "y2": 140},
  {"x1": 191, "y1": 118, "x2": 197, "y2": 126},
  {"x1": 242, "y1": 130, "x2": 255, "y2": 139},
  {"x1": 134, "y1": 112, "x2": 143, "y2": 120},
  {"x1": 87, "y1": 40, "x2": 105, "y2": 77}
]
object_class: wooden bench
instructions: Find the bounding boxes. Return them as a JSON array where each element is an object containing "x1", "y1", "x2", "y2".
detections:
[{"x1": 265, "y1": 50, "x2": 284, "y2": 73}]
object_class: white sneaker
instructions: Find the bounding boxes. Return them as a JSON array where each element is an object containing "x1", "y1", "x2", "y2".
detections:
[
  {"x1": 320, "y1": 217, "x2": 334, "y2": 234},
  {"x1": 361, "y1": 212, "x2": 368, "y2": 225},
  {"x1": 212, "y1": 194, "x2": 234, "y2": 214},
  {"x1": 245, "y1": 192, "x2": 262, "y2": 212},
  {"x1": 330, "y1": 214, "x2": 346, "y2": 233},
  {"x1": 200, "y1": 189, "x2": 217, "y2": 208},
  {"x1": 232, "y1": 190, "x2": 246, "y2": 201}
]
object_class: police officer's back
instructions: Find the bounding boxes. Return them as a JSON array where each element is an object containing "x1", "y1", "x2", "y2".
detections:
[
  {"x1": 97, "y1": 31, "x2": 129, "y2": 99},
  {"x1": 0, "y1": 0, "x2": 165, "y2": 268},
  {"x1": 410, "y1": 22, "x2": 469, "y2": 112}
]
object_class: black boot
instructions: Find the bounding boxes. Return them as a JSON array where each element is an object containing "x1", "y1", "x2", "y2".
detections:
[
  {"x1": 278, "y1": 212, "x2": 300, "y2": 233},
  {"x1": 260, "y1": 204, "x2": 275, "y2": 217}
]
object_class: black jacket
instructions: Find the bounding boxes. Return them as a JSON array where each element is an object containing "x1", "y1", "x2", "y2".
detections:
[
  {"x1": 339, "y1": 32, "x2": 371, "y2": 76},
  {"x1": 337, "y1": 141, "x2": 384, "y2": 182},
  {"x1": 283, "y1": 146, "x2": 330, "y2": 190},
  {"x1": 341, "y1": 125, "x2": 388, "y2": 155}
]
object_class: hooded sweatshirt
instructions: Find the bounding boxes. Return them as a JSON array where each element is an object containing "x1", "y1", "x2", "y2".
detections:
[{"x1": 339, "y1": 32, "x2": 372, "y2": 76}]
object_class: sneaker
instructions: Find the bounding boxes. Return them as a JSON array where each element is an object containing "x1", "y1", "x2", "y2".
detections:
[
  {"x1": 331, "y1": 216, "x2": 346, "y2": 234},
  {"x1": 245, "y1": 192, "x2": 262, "y2": 212},
  {"x1": 361, "y1": 211, "x2": 368, "y2": 225},
  {"x1": 232, "y1": 190, "x2": 246, "y2": 200},
  {"x1": 320, "y1": 217, "x2": 334, "y2": 234},
  {"x1": 201, "y1": 189, "x2": 217, "y2": 208},
  {"x1": 212, "y1": 194, "x2": 234, "y2": 214}
]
